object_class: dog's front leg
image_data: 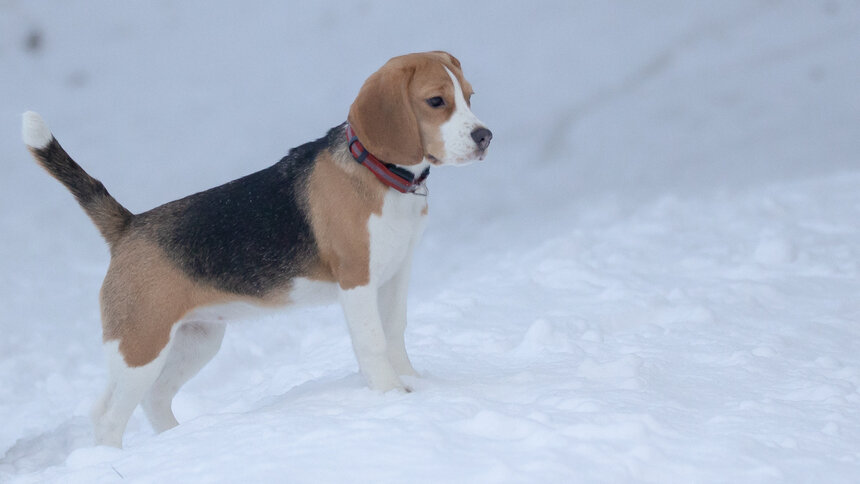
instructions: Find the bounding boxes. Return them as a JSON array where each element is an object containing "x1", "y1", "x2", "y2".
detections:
[
  {"x1": 379, "y1": 263, "x2": 418, "y2": 377},
  {"x1": 339, "y1": 284, "x2": 408, "y2": 392}
]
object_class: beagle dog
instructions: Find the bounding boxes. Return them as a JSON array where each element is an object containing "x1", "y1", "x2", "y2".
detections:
[{"x1": 22, "y1": 51, "x2": 492, "y2": 448}]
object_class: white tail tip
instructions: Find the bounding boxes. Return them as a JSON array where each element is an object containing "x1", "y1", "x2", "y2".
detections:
[{"x1": 22, "y1": 111, "x2": 53, "y2": 149}]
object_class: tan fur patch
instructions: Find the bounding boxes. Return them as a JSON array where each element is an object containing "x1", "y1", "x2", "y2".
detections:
[
  {"x1": 305, "y1": 144, "x2": 385, "y2": 290},
  {"x1": 100, "y1": 237, "x2": 271, "y2": 367},
  {"x1": 348, "y1": 59, "x2": 423, "y2": 166}
]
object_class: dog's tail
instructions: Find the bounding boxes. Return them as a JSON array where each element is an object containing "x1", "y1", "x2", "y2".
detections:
[{"x1": 22, "y1": 111, "x2": 133, "y2": 246}]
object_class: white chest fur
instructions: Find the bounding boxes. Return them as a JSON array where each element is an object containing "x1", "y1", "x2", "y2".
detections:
[{"x1": 367, "y1": 190, "x2": 428, "y2": 285}]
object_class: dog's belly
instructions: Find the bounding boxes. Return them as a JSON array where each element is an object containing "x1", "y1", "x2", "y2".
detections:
[
  {"x1": 186, "y1": 277, "x2": 338, "y2": 323},
  {"x1": 287, "y1": 277, "x2": 339, "y2": 306},
  {"x1": 185, "y1": 300, "x2": 283, "y2": 323}
]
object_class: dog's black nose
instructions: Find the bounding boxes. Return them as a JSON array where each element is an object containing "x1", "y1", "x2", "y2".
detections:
[{"x1": 471, "y1": 127, "x2": 493, "y2": 151}]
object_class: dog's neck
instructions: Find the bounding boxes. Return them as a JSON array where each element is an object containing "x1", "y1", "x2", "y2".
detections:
[{"x1": 345, "y1": 123, "x2": 429, "y2": 195}]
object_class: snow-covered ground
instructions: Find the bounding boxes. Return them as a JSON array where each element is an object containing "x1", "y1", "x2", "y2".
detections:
[{"x1": 2, "y1": 1, "x2": 860, "y2": 482}]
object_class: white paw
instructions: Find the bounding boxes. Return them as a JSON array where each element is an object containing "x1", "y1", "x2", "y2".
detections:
[
  {"x1": 363, "y1": 363, "x2": 409, "y2": 393},
  {"x1": 93, "y1": 422, "x2": 124, "y2": 449}
]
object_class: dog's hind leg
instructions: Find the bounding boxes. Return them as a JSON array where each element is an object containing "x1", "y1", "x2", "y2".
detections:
[
  {"x1": 91, "y1": 337, "x2": 174, "y2": 448},
  {"x1": 141, "y1": 321, "x2": 226, "y2": 433},
  {"x1": 93, "y1": 237, "x2": 209, "y2": 447}
]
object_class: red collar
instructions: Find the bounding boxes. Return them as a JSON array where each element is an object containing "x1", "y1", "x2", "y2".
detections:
[{"x1": 345, "y1": 123, "x2": 429, "y2": 194}]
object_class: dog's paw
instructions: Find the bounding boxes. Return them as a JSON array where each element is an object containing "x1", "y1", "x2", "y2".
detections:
[
  {"x1": 371, "y1": 377, "x2": 410, "y2": 394},
  {"x1": 363, "y1": 365, "x2": 409, "y2": 393},
  {"x1": 393, "y1": 382, "x2": 413, "y2": 394}
]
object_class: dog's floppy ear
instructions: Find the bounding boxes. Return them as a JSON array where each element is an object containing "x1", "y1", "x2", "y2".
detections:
[
  {"x1": 348, "y1": 64, "x2": 423, "y2": 166},
  {"x1": 435, "y1": 50, "x2": 461, "y2": 69}
]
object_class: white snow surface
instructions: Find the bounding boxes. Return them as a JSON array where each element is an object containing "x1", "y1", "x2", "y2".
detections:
[{"x1": 2, "y1": 1, "x2": 860, "y2": 482}]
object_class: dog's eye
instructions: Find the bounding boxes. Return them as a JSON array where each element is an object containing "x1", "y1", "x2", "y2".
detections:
[{"x1": 426, "y1": 96, "x2": 445, "y2": 108}]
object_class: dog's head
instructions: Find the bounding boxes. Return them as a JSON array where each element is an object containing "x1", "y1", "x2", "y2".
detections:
[{"x1": 348, "y1": 51, "x2": 492, "y2": 167}]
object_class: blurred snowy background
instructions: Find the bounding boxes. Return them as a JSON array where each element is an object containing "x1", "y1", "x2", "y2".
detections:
[{"x1": 1, "y1": 1, "x2": 859, "y2": 482}]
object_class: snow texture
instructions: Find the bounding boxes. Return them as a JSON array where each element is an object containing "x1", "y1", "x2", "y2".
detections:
[{"x1": 2, "y1": 1, "x2": 860, "y2": 482}]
